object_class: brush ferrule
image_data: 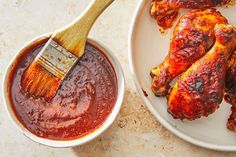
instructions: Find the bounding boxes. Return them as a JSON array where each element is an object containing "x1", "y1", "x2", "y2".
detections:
[{"x1": 35, "y1": 39, "x2": 78, "y2": 80}]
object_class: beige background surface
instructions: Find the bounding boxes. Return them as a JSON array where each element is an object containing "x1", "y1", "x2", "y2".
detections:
[{"x1": 0, "y1": 0, "x2": 235, "y2": 157}]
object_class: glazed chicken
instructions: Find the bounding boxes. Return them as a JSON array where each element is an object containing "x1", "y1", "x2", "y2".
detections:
[
  {"x1": 150, "y1": 0, "x2": 230, "y2": 29},
  {"x1": 167, "y1": 24, "x2": 236, "y2": 120},
  {"x1": 151, "y1": 9, "x2": 228, "y2": 96},
  {"x1": 224, "y1": 51, "x2": 236, "y2": 132}
]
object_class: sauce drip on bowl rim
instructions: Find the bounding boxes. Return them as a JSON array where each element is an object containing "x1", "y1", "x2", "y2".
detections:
[{"x1": 8, "y1": 37, "x2": 118, "y2": 140}]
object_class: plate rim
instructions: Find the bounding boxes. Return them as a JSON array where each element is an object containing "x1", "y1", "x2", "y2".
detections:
[{"x1": 128, "y1": 0, "x2": 236, "y2": 152}]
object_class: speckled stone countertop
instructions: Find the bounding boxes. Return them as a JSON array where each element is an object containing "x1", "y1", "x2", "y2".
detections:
[{"x1": 0, "y1": 0, "x2": 236, "y2": 157}]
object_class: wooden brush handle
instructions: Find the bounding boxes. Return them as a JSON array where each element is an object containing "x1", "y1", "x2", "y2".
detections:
[{"x1": 52, "y1": 0, "x2": 114, "y2": 57}]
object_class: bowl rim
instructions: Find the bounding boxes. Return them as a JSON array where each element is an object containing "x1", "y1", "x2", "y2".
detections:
[
  {"x1": 128, "y1": 0, "x2": 236, "y2": 152},
  {"x1": 2, "y1": 33, "x2": 125, "y2": 148}
]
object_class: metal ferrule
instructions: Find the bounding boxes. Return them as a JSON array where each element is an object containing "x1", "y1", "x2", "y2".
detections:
[{"x1": 35, "y1": 39, "x2": 78, "y2": 80}]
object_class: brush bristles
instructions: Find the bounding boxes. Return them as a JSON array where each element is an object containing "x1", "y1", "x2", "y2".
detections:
[{"x1": 22, "y1": 62, "x2": 62, "y2": 101}]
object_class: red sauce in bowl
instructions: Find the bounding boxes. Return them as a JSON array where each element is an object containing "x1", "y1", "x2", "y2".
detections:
[{"x1": 8, "y1": 37, "x2": 118, "y2": 140}]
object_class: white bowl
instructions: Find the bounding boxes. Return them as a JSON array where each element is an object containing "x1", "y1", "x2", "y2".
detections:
[
  {"x1": 129, "y1": 0, "x2": 236, "y2": 151},
  {"x1": 2, "y1": 34, "x2": 125, "y2": 148}
]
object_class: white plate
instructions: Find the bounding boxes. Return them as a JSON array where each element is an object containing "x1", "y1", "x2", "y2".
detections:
[{"x1": 129, "y1": 0, "x2": 236, "y2": 151}]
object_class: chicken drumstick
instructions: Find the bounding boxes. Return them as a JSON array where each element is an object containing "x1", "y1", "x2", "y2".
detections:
[
  {"x1": 168, "y1": 24, "x2": 236, "y2": 120},
  {"x1": 150, "y1": 9, "x2": 228, "y2": 96}
]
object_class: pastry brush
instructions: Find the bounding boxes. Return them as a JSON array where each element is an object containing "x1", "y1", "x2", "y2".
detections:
[{"x1": 22, "y1": 0, "x2": 114, "y2": 101}]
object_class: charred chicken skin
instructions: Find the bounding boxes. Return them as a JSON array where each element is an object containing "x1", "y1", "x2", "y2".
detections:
[
  {"x1": 150, "y1": 9, "x2": 228, "y2": 96},
  {"x1": 150, "y1": 0, "x2": 230, "y2": 29},
  {"x1": 168, "y1": 24, "x2": 236, "y2": 120},
  {"x1": 224, "y1": 51, "x2": 236, "y2": 132}
]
